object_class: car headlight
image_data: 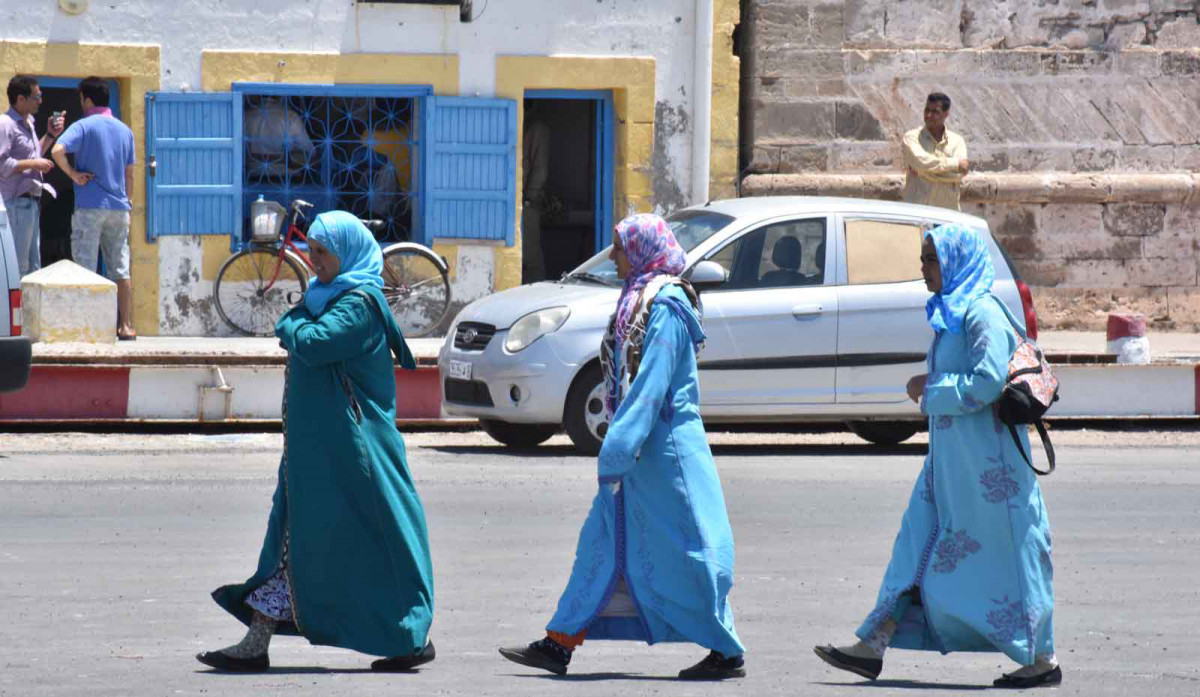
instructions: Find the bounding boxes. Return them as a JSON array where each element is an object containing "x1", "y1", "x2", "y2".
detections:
[{"x1": 504, "y1": 306, "x2": 571, "y2": 353}]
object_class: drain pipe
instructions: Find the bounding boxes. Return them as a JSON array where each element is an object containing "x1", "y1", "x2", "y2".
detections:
[{"x1": 692, "y1": 0, "x2": 714, "y2": 206}]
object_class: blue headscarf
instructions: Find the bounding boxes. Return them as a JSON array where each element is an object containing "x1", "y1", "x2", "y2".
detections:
[
  {"x1": 924, "y1": 224, "x2": 994, "y2": 335},
  {"x1": 303, "y1": 211, "x2": 384, "y2": 316}
]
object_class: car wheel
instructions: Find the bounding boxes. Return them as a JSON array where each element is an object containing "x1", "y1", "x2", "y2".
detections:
[
  {"x1": 846, "y1": 420, "x2": 921, "y2": 446},
  {"x1": 564, "y1": 363, "x2": 606, "y2": 456},
  {"x1": 479, "y1": 419, "x2": 559, "y2": 448}
]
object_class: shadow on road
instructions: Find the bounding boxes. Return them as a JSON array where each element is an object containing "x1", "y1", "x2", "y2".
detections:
[
  {"x1": 504, "y1": 671, "x2": 680, "y2": 682},
  {"x1": 197, "y1": 667, "x2": 379, "y2": 675},
  {"x1": 814, "y1": 679, "x2": 987, "y2": 691}
]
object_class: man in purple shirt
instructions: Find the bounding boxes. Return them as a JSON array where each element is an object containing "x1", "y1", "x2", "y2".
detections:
[
  {"x1": 51, "y1": 77, "x2": 137, "y2": 340},
  {"x1": 0, "y1": 76, "x2": 65, "y2": 276}
]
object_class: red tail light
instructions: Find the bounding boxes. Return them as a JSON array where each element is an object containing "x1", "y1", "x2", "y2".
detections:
[
  {"x1": 1015, "y1": 280, "x2": 1038, "y2": 341},
  {"x1": 9, "y1": 289, "x2": 21, "y2": 336}
]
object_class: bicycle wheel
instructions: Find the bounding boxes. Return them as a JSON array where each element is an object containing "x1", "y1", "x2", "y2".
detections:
[
  {"x1": 214, "y1": 248, "x2": 308, "y2": 336},
  {"x1": 380, "y1": 244, "x2": 451, "y2": 337}
]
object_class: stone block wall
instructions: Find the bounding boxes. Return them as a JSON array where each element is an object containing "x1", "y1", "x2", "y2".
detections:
[{"x1": 740, "y1": 0, "x2": 1200, "y2": 330}]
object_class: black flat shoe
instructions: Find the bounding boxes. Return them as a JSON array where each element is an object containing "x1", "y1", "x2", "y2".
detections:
[
  {"x1": 498, "y1": 638, "x2": 570, "y2": 676},
  {"x1": 993, "y1": 665, "x2": 1062, "y2": 689},
  {"x1": 678, "y1": 650, "x2": 746, "y2": 680},
  {"x1": 371, "y1": 640, "x2": 436, "y2": 672},
  {"x1": 813, "y1": 644, "x2": 882, "y2": 681},
  {"x1": 195, "y1": 650, "x2": 269, "y2": 672}
]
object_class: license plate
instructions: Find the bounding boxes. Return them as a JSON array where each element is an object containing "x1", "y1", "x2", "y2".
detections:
[{"x1": 446, "y1": 360, "x2": 472, "y2": 381}]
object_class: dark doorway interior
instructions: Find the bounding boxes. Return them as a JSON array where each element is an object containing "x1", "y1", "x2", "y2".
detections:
[
  {"x1": 33, "y1": 85, "x2": 84, "y2": 269},
  {"x1": 524, "y1": 98, "x2": 597, "y2": 282}
]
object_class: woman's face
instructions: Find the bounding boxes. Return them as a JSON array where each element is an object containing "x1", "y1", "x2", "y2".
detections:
[
  {"x1": 609, "y1": 232, "x2": 632, "y2": 280},
  {"x1": 920, "y1": 236, "x2": 943, "y2": 294},
  {"x1": 309, "y1": 238, "x2": 341, "y2": 284}
]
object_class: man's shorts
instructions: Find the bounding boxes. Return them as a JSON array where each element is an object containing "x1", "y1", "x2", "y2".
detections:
[{"x1": 71, "y1": 208, "x2": 131, "y2": 281}]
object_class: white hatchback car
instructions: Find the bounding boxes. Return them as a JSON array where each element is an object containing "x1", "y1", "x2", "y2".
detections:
[{"x1": 438, "y1": 197, "x2": 1037, "y2": 453}]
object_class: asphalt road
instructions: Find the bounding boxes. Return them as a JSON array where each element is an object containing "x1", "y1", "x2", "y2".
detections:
[{"x1": 1, "y1": 428, "x2": 1198, "y2": 696}]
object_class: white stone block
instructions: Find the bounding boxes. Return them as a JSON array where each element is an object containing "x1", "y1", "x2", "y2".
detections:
[{"x1": 21, "y1": 260, "x2": 117, "y2": 344}]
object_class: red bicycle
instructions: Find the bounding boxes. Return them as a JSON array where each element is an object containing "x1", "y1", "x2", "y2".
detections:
[{"x1": 213, "y1": 199, "x2": 451, "y2": 337}]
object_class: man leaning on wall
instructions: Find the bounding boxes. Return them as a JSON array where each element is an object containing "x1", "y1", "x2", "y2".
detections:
[
  {"x1": 0, "y1": 75, "x2": 65, "y2": 277},
  {"x1": 902, "y1": 92, "x2": 968, "y2": 212},
  {"x1": 51, "y1": 76, "x2": 138, "y2": 341}
]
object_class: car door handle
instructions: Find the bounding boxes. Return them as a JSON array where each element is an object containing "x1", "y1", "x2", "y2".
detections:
[{"x1": 791, "y1": 304, "x2": 824, "y2": 318}]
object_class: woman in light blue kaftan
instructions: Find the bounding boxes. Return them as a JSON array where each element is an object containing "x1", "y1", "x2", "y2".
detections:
[
  {"x1": 499, "y1": 213, "x2": 745, "y2": 680},
  {"x1": 815, "y1": 224, "x2": 1059, "y2": 689}
]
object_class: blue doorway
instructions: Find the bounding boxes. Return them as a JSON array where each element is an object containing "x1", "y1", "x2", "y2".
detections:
[
  {"x1": 35, "y1": 76, "x2": 122, "y2": 270},
  {"x1": 523, "y1": 90, "x2": 614, "y2": 282}
]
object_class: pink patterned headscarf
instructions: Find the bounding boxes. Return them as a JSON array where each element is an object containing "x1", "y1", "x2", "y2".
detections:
[{"x1": 612, "y1": 213, "x2": 687, "y2": 348}]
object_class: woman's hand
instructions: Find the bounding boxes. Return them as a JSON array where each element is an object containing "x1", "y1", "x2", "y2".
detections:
[{"x1": 906, "y1": 374, "x2": 928, "y2": 404}]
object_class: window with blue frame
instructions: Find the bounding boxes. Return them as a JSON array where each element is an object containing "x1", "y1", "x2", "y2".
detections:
[
  {"x1": 238, "y1": 87, "x2": 421, "y2": 244},
  {"x1": 145, "y1": 86, "x2": 517, "y2": 249}
]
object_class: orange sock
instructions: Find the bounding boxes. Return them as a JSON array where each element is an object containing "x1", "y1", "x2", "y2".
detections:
[{"x1": 547, "y1": 630, "x2": 587, "y2": 650}]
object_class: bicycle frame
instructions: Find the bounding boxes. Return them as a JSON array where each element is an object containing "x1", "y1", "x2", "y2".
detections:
[{"x1": 254, "y1": 202, "x2": 315, "y2": 293}]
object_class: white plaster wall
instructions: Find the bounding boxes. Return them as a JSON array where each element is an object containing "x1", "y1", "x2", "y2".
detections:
[
  {"x1": 4, "y1": 0, "x2": 702, "y2": 209},
  {"x1": 4, "y1": 1, "x2": 704, "y2": 335}
]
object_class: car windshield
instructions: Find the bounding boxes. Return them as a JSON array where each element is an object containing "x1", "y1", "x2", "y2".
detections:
[{"x1": 563, "y1": 210, "x2": 735, "y2": 286}]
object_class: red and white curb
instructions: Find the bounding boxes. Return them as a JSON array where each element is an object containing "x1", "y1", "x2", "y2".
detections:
[
  {"x1": 0, "y1": 362, "x2": 1196, "y2": 423},
  {"x1": 0, "y1": 364, "x2": 443, "y2": 421}
]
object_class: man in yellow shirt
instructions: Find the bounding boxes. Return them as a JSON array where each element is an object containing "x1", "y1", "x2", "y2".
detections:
[{"x1": 902, "y1": 93, "x2": 968, "y2": 211}]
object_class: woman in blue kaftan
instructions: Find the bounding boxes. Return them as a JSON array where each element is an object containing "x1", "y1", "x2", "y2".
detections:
[
  {"x1": 197, "y1": 212, "x2": 436, "y2": 674},
  {"x1": 815, "y1": 224, "x2": 1060, "y2": 689},
  {"x1": 499, "y1": 213, "x2": 746, "y2": 680}
]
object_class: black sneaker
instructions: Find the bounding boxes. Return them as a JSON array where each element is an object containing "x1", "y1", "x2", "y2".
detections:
[
  {"x1": 993, "y1": 665, "x2": 1062, "y2": 689},
  {"x1": 195, "y1": 649, "x2": 269, "y2": 672},
  {"x1": 678, "y1": 651, "x2": 746, "y2": 680},
  {"x1": 813, "y1": 644, "x2": 882, "y2": 680},
  {"x1": 371, "y1": 640, "x2": 436, "y2": 672},
  {"x1": 498, "y1": 637, "x2": 571, "y2": 675}
]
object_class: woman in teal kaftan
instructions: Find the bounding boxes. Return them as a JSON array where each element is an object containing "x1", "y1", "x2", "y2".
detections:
[
  {"x1": 197, "y1": 211, "x2": 435, "y2": 673},
  {"x1": 498, "y1": 213, "x2": 745, "y2": 681},
  {"x1": 814, "y1": 224, "x2": 1059, "y2": 689}
]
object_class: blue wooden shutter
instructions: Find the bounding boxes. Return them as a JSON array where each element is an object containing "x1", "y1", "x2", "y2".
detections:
[
  {"x1": 145, "y1": 92, "x2": 242, "y2": 241},
  {"x1": 421, "y1": 96, "x2": 516, "y2": 245}
]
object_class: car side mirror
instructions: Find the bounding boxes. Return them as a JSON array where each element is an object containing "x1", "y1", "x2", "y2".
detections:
[{"x1": 687, "y1": 260, "x2": 727, "y2": 292}]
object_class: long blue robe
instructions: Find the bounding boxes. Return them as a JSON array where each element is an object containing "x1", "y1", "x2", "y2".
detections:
[
  {"x1": 857, "y1": 294, "x2": 1055, "y2": 665},
  {"x1": 547, "y1": 284, "x2": 744, "y2": 658},
  {"x1": 212, "y1": 286, "x2": 434, "y2": 658}
]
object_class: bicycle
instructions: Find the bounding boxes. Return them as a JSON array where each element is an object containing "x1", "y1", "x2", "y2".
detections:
[{"x1": 213, "y1": 198, "x2": 452, "y2": 338}]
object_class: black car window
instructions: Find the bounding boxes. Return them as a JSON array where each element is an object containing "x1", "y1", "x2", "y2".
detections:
[{"x1": 706, "y1": 218, "x2": 826, "y2": 291}]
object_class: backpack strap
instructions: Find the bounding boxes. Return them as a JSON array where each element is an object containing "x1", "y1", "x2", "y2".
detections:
[{"x1": 1009, "y1": 421, "x2": 1055, "y2": 476}]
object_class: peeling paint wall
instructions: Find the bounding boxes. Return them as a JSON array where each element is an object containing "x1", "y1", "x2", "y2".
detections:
[{"x1": 742, "y1": 0, "x2": 1200, "y2": 330}]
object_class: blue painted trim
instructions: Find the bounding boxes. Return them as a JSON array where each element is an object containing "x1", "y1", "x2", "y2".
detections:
[
  {"x1": 36, "y1": 76, "x2": 122, "y2": 119},
  {"x1": 526, "y1": 89, "x2": 612, "y2": 101},
  {"x1": 232, "y1": 82, "x2": 433, "y2": 98},
  {"x1": 525, "y1": 90, "x2": 615, "y2": 250}
]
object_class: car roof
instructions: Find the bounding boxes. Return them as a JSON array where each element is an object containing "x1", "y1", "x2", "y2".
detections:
[{"x1": 685, "y1": 196, "x2": 989, "y2": 230}]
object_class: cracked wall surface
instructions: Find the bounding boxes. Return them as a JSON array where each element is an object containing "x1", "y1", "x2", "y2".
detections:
[{"x1": 741, "y1": 0, "x2": 1200, "y2": 330}]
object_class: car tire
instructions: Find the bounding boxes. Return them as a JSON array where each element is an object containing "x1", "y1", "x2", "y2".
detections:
[
  {"x1": 563, "y1": 363, "x2": 607, "y2": 456},
  {"x1": 479, "y1": 419, "x2": 559, "y2": 448},
  {"x1": 846, "y1": 420, "x2": 921, "y2": 446}
]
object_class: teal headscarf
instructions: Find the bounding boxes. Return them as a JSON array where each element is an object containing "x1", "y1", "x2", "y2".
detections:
[
  {"x1": 924, "y1": 224, "x2": 995, "y2": 335},
  {"x1": 304, "y1": 211, "x2": 384, "y2": 316}
]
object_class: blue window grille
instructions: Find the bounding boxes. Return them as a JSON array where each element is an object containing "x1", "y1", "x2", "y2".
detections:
[
  {"x1": 422, "y1": 96, "x2": 518, "y2": 245},
  {"x1": 233, "y1": 83, "x2": 432, "y2": 247},
  {"x1": 144, "y1": 92, "x2": 242, "y2": 241}
]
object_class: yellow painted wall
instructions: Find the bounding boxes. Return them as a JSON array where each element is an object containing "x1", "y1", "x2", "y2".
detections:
[
  {"x1": 495, "y1": 55, "x2": 657, "y2": 292},
  {"x1": 199, "y1": 51, "x2": 460, "y2": 282},
  {"x1": 711, "y1": 0, "x2": 741, "y2": 201},
  {"x1": 0, "y1": 41, "x2": 160, "y2": 334}
]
